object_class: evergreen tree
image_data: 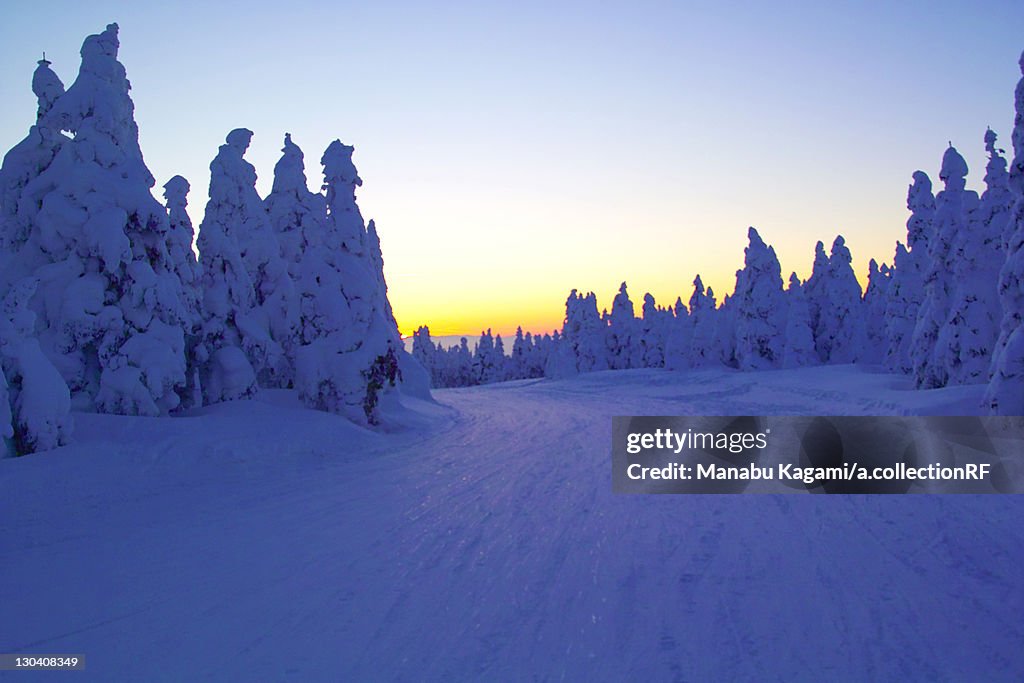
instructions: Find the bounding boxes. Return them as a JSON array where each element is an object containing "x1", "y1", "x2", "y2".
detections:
[
  {"x1": 293, "y1": 140, "x2": 401, "y2": 423},
  {"x1": 689, "y1": 277, "x2": 719, "y2": 367},
  {"x1": 714, "y1": 293, "x2": 737, "y2": 368},
  {"x1": 0, "y1": 57, "x2": 65, "y2": 257},
  {"x1": 817, "y1": 236, "x2": 866, "y2": 364},
  {"x1": 411, "y1": 325, "x2": 438, "y2": 386},
  {"x1": 1, "y1": 279, "x2": 73, "y2": 454},
  {"x1": 912, "y1": 146, "x2": 976, "y2": 387},
  {"x1": 862, "y1": 258, "x2": 891, "y2": 363},
  {"x1": 607, "y1": 282, "x2": 637, "y2": 369},
  {"x1": 942, "y1": 130, "x2": 1009, "y2": 384},
  {"x1": 663, "y1": 297, "x2": 692, "y2": 371},
  {"x1": 986, "y1": 51, "x2": 1024, "y2": 413},
  {"x1": 560, "y1": 290, "x2": 608, "y2": 373},
  {"x1": 511, "y1": 326, "x2": 530, "y2": 378},
  {"x1": 264, "y1": 133, "x2": 328, "y2": 279},
  {"x1": 782, "y1": 273, "x2": 817, "y2": 368},
  {"x1": 196, "y1": 131, "x2": 267, "y2": 404},
  {"x1": 638, "y1": 293, "x2": 667, "y2": 368},
  {"x1": 804, "y1": 240, "x2": 831, "y2": 361},
  {"x1": 209, "y1": 128, "x2": 298, "y2": 388},
  {"x1": 163, "y1": 175, "x2": 203, "y2": 408},
  {"x1": 884, "y1": 172, "x2": 934, "y2": 373},
  {"x1": 734, "y1": 227, "x2": 786, "y2": 369},
  {"x1": 4, "y1": 25, "x2": 193, "y2": 416}
]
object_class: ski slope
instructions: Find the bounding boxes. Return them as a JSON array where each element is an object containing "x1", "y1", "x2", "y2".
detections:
[{"x1": 1, "y1": 366, "x2": 1022, "y2": 681}]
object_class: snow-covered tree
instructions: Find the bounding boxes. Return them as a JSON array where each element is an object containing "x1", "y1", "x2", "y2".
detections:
[
  {"x1": 638, "y1": 294, "x2": 669, "y2": 368},
  {"x1": 0, "y1": 57, "x2": 65, "y2": 257},
  {"x1": 663, "y1": 297, "x2": 692, "y2": 371},
  {"x1": 560, "y1": 290, "x2": 608, "y2": 374},
  {"x1": 510, "y1": 326, "x2": 531, "y2": 378},
  {"x1": 942, "y1": 130, "x2": 1010, "y2": 384},
  {"x1": 733, "y1": 227, "x2": 786, "y2": 370},
  {"x1": 163, "y1": 175, "x2": 203, "y2": 408},
  {"x1": 862, "y1": 258, "x2": 891, "y2": 364},
  {"x1": 264, "y1": 133, "x2": 328, "y2": 278},
  {"x1": 411, "y1": 325, "x2": 438, "y2": 384},
  {"x1": 606, "y1": 282, "x2": 638, "y2": 369},
  {"x1": 884, "y1": 172, "x2": 935, "y2": 373},
  {"x1": 163, "y1": 176, "x2": 201, "y2": 321},
  {"x1": 451, "y1": 337, "x2": 475, "y2": 386},
  {"x1": 1, "y1": 279, "x2": 73, "y2": 454},
  {"x1": 4, "y1": 25, "x2": 193, "y2": 416},
  {"x1": 471, "y1": 329, "x2": 502, "y2": 383},
  {"x1": 804, "y1": 240, "x2": 831, "y2": 360},
  {"x1": 293, "y1": 140, "x2": 402, "y2": 423},
  {"x1": 544, "y1": 330, "x2": 578, "y2": 379},
  {"x1": 689, "y1": 276, "x2": 719, "y2": 367},
  {"x1": 816, "y1": 236, "x2": 866, "y2": 364},
  {"x1": 782, "y1": 273, "x2": 817, "y2": 368},
  {"x1": 714, "y1": 293, "x2": 737, "y2": 368},
  {"x1": 365, "y1": 219, "x2": 402, "y2": 347},
  {"x1": 986, "y1": 51, "x2": 1024, "y2": 413},
  {"x1": 912, "y1": 146, "x2": 977, "y2": 388},
  {"x1": 205, "y1": 128, "x2": 297, "y2": 388},
  {"x1": 196, "y1": 132, "x2": 268, "y2": 404}
]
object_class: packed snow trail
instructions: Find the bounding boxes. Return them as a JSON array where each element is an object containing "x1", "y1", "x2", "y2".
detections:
[{"x1": 1, "y1": 368, "x2": 1021, "y2": 681}]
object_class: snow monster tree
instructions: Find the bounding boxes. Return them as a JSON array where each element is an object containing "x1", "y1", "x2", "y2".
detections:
[
  {"x1": 0, "y1": 24, "x2": 196, "y2": 417},
  {"x1": 292, "y1": 140, "x2": 405, "y2": 424}
]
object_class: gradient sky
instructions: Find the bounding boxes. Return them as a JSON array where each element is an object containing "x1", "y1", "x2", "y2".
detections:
[{"x1": 2, "y1": 1, "x2": 1022, "y2": 338}]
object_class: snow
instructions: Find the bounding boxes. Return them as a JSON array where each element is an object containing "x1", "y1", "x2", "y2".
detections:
[
  {"x1": 734, "y1": 227, "x2": 786, "y2": 370},
  {"x1": 1, "y1": 367, "x2": 1021, "y2": 681},
  {"x1": 987, "y1": 51, "x2": 1024, "y2": 413}
]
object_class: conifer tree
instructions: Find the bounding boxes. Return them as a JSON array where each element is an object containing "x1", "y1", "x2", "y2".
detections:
[
  {"x1": 734, "y1": 227, "x2": 786, "y2": 369},
  {"x1": 986, "y1": 51, "x2": 1024, "y2": 413},
  {"x1": 782, "y1": 273, "x2": 817, "y2": 368},
  {"x1": 942, "y1": 130, "x2": 1009, "y2": 384},
  {"x1": 912, "y1": 146, "x2": 976, "y2": 387},
  {"x1": 817, "y1": 236, "x2": 866, "y2": 364},
  {"x1": 4, "y1": 25, "x2": 193, "y2": 415}
]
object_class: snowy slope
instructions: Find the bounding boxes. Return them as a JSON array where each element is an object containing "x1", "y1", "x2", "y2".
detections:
[{"x1": 1, "y1": 366, "x2": 1021, "y2": 681}]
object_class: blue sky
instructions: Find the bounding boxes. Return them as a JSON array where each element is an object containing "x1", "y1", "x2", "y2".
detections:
[{"x1": 1, "y1": 0, "x2": 1022, "y2": 335}]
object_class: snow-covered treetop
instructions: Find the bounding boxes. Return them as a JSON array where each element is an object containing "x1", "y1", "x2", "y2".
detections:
[
  {"x1": 32, "y1": 57, "x2": 64, "y2": 120},
  {"x1": 689, "y1": 275, "x2": 707, "y2": 311},
  {"x1": 1011, "y1": 53, "x2": 1024, "y2": 195},
  {"x1": 813, "y1": 240, "x2": 827, "y2": 265},
  {"x1": 908, "y1": 171, "x2": 933, "y2": 205},
  {"x1": 163, "y1": 174, "x2": 189, "y2": 208},
  {"x1": 209, "y1": 129, "x2": 259, "y2": 211},
  {"x1": 271, "y1": 133, "x2": 307, "y2": 195},
  {"x1": 830, "y1": 235, "x2": 852, "y2": 265},
  {"x1": 906, "y1": 171, "x2": 935, "y2": 250},
  {"x1": 745, "y1": 227, "x2": 772, "y2": 259},
  {"x1": 322, "y1": 140, "x2": 362, "y2": 192},
  {"x1": 939, "y1": 145, "x2": 968, "y2": 192},
  {"x1": 983, "y1": 128, "x2": 1009, "y2": 192},
  {"x1": 43, "y1": 22, "x2": 153, "y2": 187},
  {"x1": 788, "y1": 272, "x2": 801, "y2": 291},
  {"x1": 321, "y1": 140, "x2": 366, "y2": 253},
  {"x1": 226, "y1": 128, "x2": 253, "y2": 154},
  {"x1": 985, "y1": 127, "x2": 999, "y2": 154},
  {"x1": 611, "y1": 281, "x2": 633, "y2": 320}
]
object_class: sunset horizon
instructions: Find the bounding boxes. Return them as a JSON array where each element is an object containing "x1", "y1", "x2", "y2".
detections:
[{"x1": 3, "y1": 2, "x2": 1022, "y2": 341}]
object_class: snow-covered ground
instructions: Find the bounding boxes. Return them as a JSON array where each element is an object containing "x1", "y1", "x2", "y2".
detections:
[{"x1": 1, "y1": 366, "x2": 1021, "y2": 681}]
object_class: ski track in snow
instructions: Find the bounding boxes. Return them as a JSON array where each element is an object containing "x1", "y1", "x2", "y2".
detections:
[{"x1": 1, "y1": 368, "x2": 1022, "y2": 681}]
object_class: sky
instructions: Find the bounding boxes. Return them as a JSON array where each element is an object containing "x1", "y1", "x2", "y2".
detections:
[{"x1": 1, "y1": 1, "x2": 1022, "y2": 338}]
